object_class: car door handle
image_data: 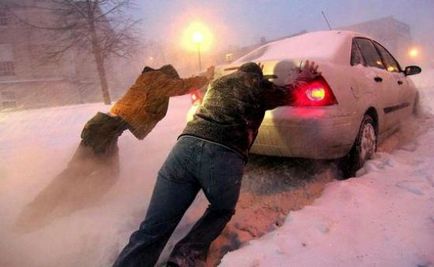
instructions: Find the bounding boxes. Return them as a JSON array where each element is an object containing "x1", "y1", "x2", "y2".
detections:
[
  {"x1": 374, "y1": 76, "x2": 383, "y2": 82},
  {"x1": 397, "y1": 80, "x2": 403, "y2": 85}
]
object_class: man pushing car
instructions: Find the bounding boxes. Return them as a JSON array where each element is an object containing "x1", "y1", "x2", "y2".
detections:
[
  {"x1": 16, "y1": 64, "x2": 214, "y2": 230},
  {"x1": 112, "y1": 61, "x2": 320, "y2": 267}
]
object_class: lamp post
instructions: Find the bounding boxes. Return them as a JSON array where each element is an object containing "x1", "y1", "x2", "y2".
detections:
[{"x1": 192, "y1": 31, "x2": 203, "y2": 72}]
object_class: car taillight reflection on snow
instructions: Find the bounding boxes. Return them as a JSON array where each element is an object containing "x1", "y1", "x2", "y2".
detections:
[{"x1": 292, "y1": 77, "x2": 337, "y2": 107}]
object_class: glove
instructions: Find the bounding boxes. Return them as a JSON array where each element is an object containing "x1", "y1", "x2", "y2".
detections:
[
  {"x1": 80, "y1": 112, "x2": 128, "y2": 154},
  {"x1": 294, "y1": 60, "x2": 321, "y2": 85}
]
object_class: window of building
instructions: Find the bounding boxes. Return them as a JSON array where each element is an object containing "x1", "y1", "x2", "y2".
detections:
[
  {"x1": 2, "y1": 101, "x2": 16, "y2": 109},
  {"x1": 355, "y1": 38, "x2": 385, "y2": 70},
  {"x1": 0, "y1": 9, "x2": 9, "y2": 26},
  {"x1": 0, "y1": 61, "x2": 15, "y2": 76},
  {"x1": 1, "y1": 90, "x2": 17, "y2": 109},
  {"x1": 0, "y1": 44, "x2": 15, "y2": 76},
  {"x1": 1, "y1": 91, "x2": 15, "y2": 99}
]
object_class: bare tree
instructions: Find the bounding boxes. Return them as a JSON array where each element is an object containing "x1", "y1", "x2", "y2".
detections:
[{"x1": 2, "y1": 0, "x2": 140, "y2": 104}]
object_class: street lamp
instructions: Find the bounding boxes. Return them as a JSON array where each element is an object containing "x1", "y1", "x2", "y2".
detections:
[
  {"x1": 181, "y1": 21, "x2": 212, "y2": 72},
  {"x1": 192, "y1": 31, "x2": 204, "y2": 72},
  {"x1": 408, "y1": 47, "x2": 419, "y2": 59}
]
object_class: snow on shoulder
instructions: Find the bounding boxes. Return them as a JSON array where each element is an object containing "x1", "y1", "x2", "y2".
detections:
[{"x1": 234, "y1": 31, "x2": 362, "y2": 65}]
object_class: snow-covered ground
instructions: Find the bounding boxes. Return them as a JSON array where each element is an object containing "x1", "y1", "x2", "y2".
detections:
[
  {"x1": 0, "y1": 96, "x2": 196, "y2": 267},
  {"x1": 221, "y1": 121, "x2": 434, "y2": 266},
  {"x1": 220, "y1": 78, "x2": 434, "y2": 266},
  {"x1": 0, "y1": 73, "x2": 433, "y2": 267}
]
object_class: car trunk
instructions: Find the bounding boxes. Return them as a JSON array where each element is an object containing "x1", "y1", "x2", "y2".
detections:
[{"x1": 217, "y1": 59, "x2": 303, "y2": 86}]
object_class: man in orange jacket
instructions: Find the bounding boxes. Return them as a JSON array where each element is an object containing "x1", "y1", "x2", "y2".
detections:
[
  {"x1": 81, "y1": 64, "x2": 214, "y2": 154},
  {"x1": 15, "y1": 65, "x2": 213, "y2": 231}
]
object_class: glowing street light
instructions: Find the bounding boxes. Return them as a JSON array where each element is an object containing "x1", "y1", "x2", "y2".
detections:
[
  {"x1": 192, "y1": 31, "x2": 204, "y2": 71},
  {"x1": 192, "y1": 31, "x2": 204, "y2": 44},
  {"x1": 181, "y1": 21, "x2": 213, "y2": 72},
  {"x1": 408, "y1": 47, "x2": 420, "y2": 59}
]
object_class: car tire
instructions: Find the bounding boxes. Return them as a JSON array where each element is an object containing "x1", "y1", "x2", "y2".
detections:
[{"x1": 338, "y1": 115, "x2": 377, "y2": 179}]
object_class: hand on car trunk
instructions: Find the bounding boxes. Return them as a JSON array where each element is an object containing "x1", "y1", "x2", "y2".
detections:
[{"x1": 295, "y1": 60, "x2": 321, "y2": 84}]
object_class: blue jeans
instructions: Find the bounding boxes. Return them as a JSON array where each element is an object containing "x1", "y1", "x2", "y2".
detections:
[{"x1": 113, "y1": 136, "x2": 245, "y2": 267}]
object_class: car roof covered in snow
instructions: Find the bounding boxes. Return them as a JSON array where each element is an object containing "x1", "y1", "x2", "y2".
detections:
[{"x1": 233, "y1": 30, "x2": 369, "y2": 65}]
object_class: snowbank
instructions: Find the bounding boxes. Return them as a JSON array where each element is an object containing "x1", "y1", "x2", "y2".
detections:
[
  {"x1": 412, "y1": 68, "x2": 434, "y2": 114},
  {"x1": 220, "y1": 89, "x2": 434, "y2": 266},
  {"x1": 0, "y1": 96, "x2": 193, "y2": 267},
  {"x1": 411, "y1": 68, "x2": 434, "y2": 91},
  {"x1": 1, "y1": 86, "x2": 433, "y2": 267}
]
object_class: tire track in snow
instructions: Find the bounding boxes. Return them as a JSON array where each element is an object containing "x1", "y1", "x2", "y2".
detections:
[
  {"x1": 205, "y1": 157, "x2": 337, "y2": 266},
  {"x1": 202, "y1": 114, "x2": 432, "y2": 266}
]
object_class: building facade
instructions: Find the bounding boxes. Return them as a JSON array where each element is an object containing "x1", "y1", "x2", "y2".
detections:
[{"x1": 0, "y1": 1, "x2": 127, "y2": 111}]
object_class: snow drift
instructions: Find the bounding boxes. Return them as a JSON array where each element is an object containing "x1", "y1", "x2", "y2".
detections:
[{"x1": 1, "y1": 75, "x2": 433, "y2": 266}]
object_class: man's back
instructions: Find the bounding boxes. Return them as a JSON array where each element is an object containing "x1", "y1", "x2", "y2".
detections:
[{"x1": 181, "y1": 64, "x2": 288, "y2": 160}]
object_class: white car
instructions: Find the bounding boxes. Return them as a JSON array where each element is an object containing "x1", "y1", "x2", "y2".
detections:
[{"x1": 188, "y1": 31, "x2": 421, "y2": 177}]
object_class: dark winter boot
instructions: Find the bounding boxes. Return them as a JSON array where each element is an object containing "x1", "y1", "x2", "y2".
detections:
[{"x1": 81, "y1": 112, "x2": 128, "y2": 155}]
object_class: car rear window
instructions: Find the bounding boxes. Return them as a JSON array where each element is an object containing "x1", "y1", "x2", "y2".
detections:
[
  {"x1": 351, "y1": 40, "x2": 364, "y2": 66},
  {"x1": 355, "y1": 38, "x2": 385, "y2": 70}
]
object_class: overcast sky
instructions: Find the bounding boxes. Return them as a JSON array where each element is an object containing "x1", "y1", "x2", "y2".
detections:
[{"x1": 132, "y1": 0, "x2": 434, "y2": 51}]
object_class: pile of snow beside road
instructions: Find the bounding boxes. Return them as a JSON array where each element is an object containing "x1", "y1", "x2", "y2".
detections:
[
  {"x1": 220, "y1": 88, "x2": 434, "y2": 266},
  {"x1": 0, "y1": 97, "x2": 192, "y2": 267},
  {"x1": 412, "y1": 68, "x2": 434, "y2": 114},
  {"x1": 411, "y1": 68, "x2": 434, "y2": 91},
  {"x1": 1, "y1": 74, "x2": 433, "y2": 267}
]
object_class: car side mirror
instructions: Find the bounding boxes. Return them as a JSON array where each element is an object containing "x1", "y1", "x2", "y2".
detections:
[{"x1": 404, "y1": 65, "x2": 422, "y2": 76}]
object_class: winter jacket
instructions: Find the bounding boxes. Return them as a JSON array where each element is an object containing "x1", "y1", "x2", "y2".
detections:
[
  {"x1": 180, "y1": 69, "x2": 294, "y2": 161},
  {"x1": 110, "y1": 71, "x2": 208, "y2": 139}
]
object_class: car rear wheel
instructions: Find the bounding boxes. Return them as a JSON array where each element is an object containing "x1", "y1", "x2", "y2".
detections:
[{"x1": 339, "y1": 115, "x2": 377, "y2": 179}]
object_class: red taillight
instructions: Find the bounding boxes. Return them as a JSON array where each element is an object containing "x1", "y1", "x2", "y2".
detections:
[
  {"x1": 292, "y1": 78, "x2": 337, "y2": 107},
  {"x1": 191, "y1": 89, "x2": 203, "y2": 105}
]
